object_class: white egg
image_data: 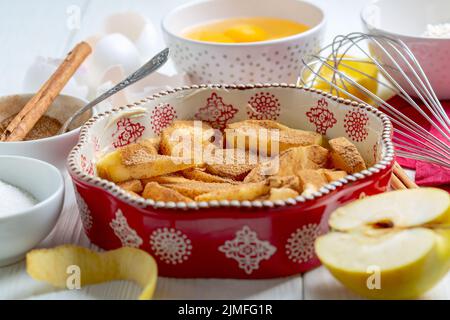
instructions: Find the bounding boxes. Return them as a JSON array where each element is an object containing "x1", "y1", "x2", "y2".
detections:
[
  {"x1": 104, "y1": 12, "x2": 160, "y2": 59},
  {"x1": 134, "y1": 22, "x2": 160, "y2": 60},
  {"x1": 90, "y1": 33, "x2": 142, "y2": 86},
  {"x1": 23, "y1": 56, "x2": 88, "y2": 99},
  {"x1": 135, "y1": 22, "x2": 160, "y2": 60}
]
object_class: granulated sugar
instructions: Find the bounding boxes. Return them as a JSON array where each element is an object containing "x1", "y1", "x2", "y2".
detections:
[
  {"x1": 0, "y1": 180, "x2": 37, "y2": 216},
  {"x1": 423, "y1": 23, "x2": 450, "y2": 38}
]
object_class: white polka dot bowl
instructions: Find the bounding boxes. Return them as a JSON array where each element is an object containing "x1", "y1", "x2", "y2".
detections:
[
  {"x1": 68, "y1": 84, "x2": 394, "y2": 278},
  {"x1": 361, "y1": 0, "x2": 450, "y2": 99},
  {"x1": 162, "y1": 0, "x2": 326, "y2": 84}
]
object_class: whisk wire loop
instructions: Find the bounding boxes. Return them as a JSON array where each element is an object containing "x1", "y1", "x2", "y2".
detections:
[{"x1": 300, "y1": 33, "x2": 450, "y2": 168}]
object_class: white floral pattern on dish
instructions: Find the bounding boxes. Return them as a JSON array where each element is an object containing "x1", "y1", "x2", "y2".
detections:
[
  {"x1": 74, "y1": 188, "x2": 93, "y2": 231},
  {"x1": 285, "y1": 223, "x2": 321, "y2": 264},
  {"x1": 149, "y1": 227, "x2": 192, "y2": 264},
  {"x1": 219, "y1": 226, "x2": 276, "y2": 274},
  {"x1": 109, "y1": 209, "x2": 143, "y2": 248}
]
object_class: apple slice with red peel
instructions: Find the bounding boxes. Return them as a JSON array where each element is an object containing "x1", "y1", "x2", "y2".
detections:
[{"x1": 315, "y1": 188, "x2": 450, "y2": 299}]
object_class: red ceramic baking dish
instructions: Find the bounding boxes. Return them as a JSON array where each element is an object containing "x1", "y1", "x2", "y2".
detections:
[{"x1": 67, "y1": 84, "x2": 394, "y2": 279}]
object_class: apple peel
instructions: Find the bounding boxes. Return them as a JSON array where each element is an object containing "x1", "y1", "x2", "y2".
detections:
[{"x1": 26, "y1": 245, "x2": 158, "y2": 300}]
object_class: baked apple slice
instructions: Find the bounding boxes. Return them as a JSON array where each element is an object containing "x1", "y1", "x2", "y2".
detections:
[{"x1": 96, "y1": 150, "x2": 194, "y2": 183}]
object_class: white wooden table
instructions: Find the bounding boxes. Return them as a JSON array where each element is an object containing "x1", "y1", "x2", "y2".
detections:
[{"x1": 0, "y1": 0, "x2": 449, "y2": 300}]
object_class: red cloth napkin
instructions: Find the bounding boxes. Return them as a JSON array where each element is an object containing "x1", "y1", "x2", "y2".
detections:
[{"x1": 385, "y1": 96, "x2": 450, "y2": 188}]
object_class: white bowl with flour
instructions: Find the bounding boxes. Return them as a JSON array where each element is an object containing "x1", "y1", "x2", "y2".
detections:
[
  {"x1": 0, "y1": 156, "x2": 64, "y2": 266},
  {"x1": 361, "y1": 0, "x2": 450, "y2": 99}
]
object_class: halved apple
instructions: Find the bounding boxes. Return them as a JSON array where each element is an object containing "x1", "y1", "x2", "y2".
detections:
[{"x1": 315, "y1": 188, "x2": 450, "y2": 299}]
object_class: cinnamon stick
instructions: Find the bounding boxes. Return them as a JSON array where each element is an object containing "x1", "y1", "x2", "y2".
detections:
[
  {"x1": 393, "y1": 162, "x2": 419, "y2": 189},
  {"x1": 391, "y1": 174, "x2": 406, "y2": 190},
  {"x1": 1, "y1": 42, "x2": 92, "y2": 141}
]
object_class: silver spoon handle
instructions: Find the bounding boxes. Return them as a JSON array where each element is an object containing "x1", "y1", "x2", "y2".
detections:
[{"x1": 59, "y1": 48, "x2": 169, "y2": 134}]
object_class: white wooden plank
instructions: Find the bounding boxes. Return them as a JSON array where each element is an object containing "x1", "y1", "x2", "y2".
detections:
[
  {"x1": 24, "y1": 275, "x2": 303, "y2": 300},
  {"x1": 422, "y1": 273, "x2": 450, "y2": 300},
  {"x1": 304, "y1": 267, "x2": 363, "y2": 300},
  {"x1": 27, "y1": 281, "x2": 142, "y2": 300},
  {"x1": 154, "y1": 276, "x2": 303, "y2": 300},
  {"x1": 19, "y1": 276, "x2": 303, "y2": 300}
]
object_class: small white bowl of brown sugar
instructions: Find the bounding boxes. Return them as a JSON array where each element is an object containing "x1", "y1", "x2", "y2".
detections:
[
  {"x1": 0, "y1": 42, "x2": 93, "y2": 170},
  {"x1": 0, "y1": 93, "x2": 91, "y2": 170}
]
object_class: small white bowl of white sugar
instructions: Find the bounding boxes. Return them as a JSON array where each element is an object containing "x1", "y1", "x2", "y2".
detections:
[
  {"x1": 361, "y1": 0, "x2": 450, "y2": 99},
  {"x1": 0, "y1": 156, "x2": 64, "y2": 266}
]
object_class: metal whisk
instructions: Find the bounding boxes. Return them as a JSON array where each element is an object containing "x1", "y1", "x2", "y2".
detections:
[{"x1": 299, "y1": 32, "x2": 450, "y2": 168}]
